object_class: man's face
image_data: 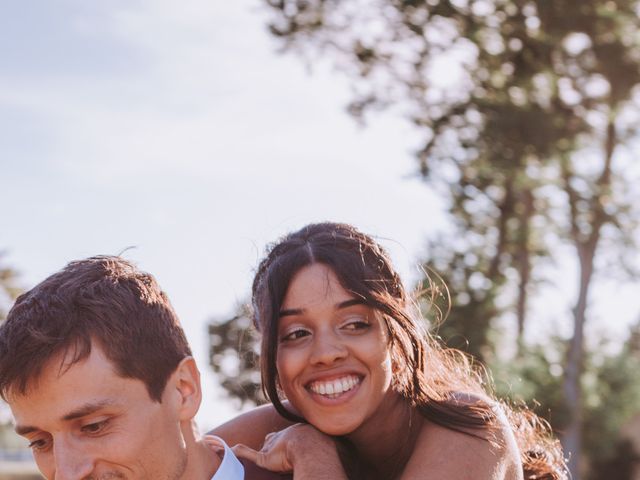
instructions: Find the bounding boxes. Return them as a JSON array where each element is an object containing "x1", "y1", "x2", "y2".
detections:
[{"x1": 8, "y1": 345, "x2": 189, "y2": 479}]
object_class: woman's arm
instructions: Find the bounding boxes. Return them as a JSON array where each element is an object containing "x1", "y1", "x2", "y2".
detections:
[{"x1": 208, "y1": 403, "x2": 293, "y2": 450}]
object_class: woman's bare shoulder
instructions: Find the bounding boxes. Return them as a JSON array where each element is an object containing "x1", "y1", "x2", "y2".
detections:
[
  {"x1": 207, "y1": 403, "x2": 294, "y2": 450},
  {"x1": 402, "y1": 395, "x2": 523, "y2": 480}
]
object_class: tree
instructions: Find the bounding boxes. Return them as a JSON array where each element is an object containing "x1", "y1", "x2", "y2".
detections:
[
  {"x1": 0, "y1": 254, "x2": 23, "y2": 444},
  {"x1": 208, "y1": 303, "x2": 265, "y2": 406},
  {"x1": 0, "y1": 252, "x2": 21, "y2": 322},
  {"x1": 258, "y1": 2, "x2": 640, "y2": 477},
  {"x1": 491, "y1": 323, "x2": 640, "y2": 480}
]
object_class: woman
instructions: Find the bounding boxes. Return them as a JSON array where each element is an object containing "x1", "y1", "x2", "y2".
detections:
[{"x1": 211, "y1": 222, "x2": 567, "y2": 479}]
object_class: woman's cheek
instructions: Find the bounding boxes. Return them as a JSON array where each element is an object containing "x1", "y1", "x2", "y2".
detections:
[{"x1": 276, "y1": 348, "x2": 302, "y2": 391}]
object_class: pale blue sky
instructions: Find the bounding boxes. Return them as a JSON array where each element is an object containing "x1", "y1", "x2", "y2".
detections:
[
  {"x1": 2, "y1": 0, "x2": 639, "y2": 430},
  {"x1": 0, "y1": 0, "x2": 443, "y2": 428}
]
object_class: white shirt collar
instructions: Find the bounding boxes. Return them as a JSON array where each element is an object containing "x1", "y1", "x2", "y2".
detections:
[{"x1": 210, "y1": 436, "x2": 244, "y2": 480}]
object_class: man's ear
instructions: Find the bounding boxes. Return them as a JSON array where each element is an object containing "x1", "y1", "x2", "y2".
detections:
[{"x1": 171, "y1": 357, "x2": 202, "y2": 421}]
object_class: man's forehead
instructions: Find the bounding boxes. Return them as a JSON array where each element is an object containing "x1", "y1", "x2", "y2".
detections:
[
  {"x1": 7, "y1": 345, "x2": 98, "y2": 399},
  {"x1": 8, "y1": 347, "x2": 127, "y2": 421}
]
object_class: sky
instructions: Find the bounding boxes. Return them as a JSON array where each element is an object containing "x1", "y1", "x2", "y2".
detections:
[
  {"x1": 0, "y1": 0, "x2": 444, "y2": 429},
  {"x1": 2, "y1": 0, "x2": 640, "y2": 432}
]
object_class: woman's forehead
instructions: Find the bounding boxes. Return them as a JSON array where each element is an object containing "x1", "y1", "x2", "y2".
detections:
[{"x1": 282, "y1": 264, "x2": 353, "y2": 308}]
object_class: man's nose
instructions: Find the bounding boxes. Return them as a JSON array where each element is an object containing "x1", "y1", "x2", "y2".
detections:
[
  {"x1": 309, "y1": 331, "x2": 348, "y2": 365},
  {"x1": 53, "y1": 439, "x2": 94, "y2": 480}
]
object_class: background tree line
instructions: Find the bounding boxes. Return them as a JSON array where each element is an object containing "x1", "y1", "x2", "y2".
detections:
[
  {"x1": 210, "y1": 1, "x2": 640, "y2": 479},
  {"x1": 0, "y1": 255, "x2": 26, "y2": 451}
]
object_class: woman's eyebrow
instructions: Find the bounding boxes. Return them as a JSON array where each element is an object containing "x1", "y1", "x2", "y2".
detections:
[
  {"x1": 279, "y1": 307, "x2": 303, "y2": 318},
  {"x1": 279, "y1": 298, "x2": 366, "y2": 317},
  {"x1": 336, "y1": 299, "x2": 366, "y2": 309}
]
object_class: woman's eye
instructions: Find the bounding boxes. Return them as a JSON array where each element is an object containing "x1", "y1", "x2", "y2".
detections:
[
  {"x1": 342, "y1": 319, "x2": 371, "y2": 331},
  {"x1": 81, "y1": 419, "x2": 109, "y2": 435},
  {"x1": 281, "y1": 329, "x2": 310, "y2": 342}
]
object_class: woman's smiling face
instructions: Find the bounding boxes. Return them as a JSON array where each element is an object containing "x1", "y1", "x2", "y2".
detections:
[{"x1": 276, "y1": 263, "x2": 396, "y2": 436}]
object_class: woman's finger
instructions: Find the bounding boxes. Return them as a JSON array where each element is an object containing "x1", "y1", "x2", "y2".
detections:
[
  {"x1": 232, "y1": 443, "x2": 261, "y2": 465},
  {"x1": 233, "y1": 442, "x2": 291, "y2": 472}
]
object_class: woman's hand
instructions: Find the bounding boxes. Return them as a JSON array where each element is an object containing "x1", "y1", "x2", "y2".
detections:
[
  {"x1": 232, "y1": 423, "x2": 347, "y2": 479},
  {"x1": 232, "y1": 423, "x2": 331, "y2": 472}
]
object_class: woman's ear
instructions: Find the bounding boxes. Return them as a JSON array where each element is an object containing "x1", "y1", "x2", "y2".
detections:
[{"x1": 171, "y1": 357, "x2": 202, "y2": 421}]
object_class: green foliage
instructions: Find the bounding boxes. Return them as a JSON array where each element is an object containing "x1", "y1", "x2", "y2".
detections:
[
  {"x1": 490, "y1": 326, "x2": 640, "y2": 479},
  {"x1": 491, "y1": 337, "x2": 568, "y2": 428},
  {"x1": 0, "y1": 252, "x2": 21, "y2": 323},
  {"x1": 208, "y1": 304, "x2": 265, "y2": 406},
  {"x1": 582, "y1": 330, "x2": 640, "y2": 478},
  {"x1": 588, "y1": 439, "x2": 640, "y2": 480},
  {"x1": 0, "y1": 254, "x2": 23, "y2": 444},
  {"x1": 420, "y1": 244, "x2": 504, "y2": 362}
]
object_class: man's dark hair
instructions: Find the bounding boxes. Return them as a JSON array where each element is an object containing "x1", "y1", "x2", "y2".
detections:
[{"x1": 0, "y1": 256, "x2": 192, "y2": 402}]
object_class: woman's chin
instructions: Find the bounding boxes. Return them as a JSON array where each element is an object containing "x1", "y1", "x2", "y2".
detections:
[{"x1": 308, "y1": 417, "x2": 361, "y2": 437}]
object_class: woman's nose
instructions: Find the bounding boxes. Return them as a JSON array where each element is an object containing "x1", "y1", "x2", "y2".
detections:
[{"x1": 309, "y1": 332, "x2": 348, "y2": 365}]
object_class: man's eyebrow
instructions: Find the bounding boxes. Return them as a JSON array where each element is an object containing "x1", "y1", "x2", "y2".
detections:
[
  {"x1": 279, "y1": 298, "x2": 366, "y2": 317},
  {"x1": 62, "y1": 400, "x2": 118, "y2": 421}
]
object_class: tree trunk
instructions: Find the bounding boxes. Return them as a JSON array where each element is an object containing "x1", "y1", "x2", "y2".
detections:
[
  {"x1": 560, "y1": 117, "x2": 615, "y2": 479},
  {"x1": 515, "y1": 187, "x2": 534, "y2": 341},
  {"x1": 562, "y1": 244, "x2": 595, "y2": 480}
]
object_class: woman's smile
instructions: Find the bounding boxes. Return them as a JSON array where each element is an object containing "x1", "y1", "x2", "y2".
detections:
[
  {"x1": 307, "y1": 374, "x2": 362, "y2": 397},
  {"x1": 304, "y1": 372, "x2": 365, "y2": 408}
]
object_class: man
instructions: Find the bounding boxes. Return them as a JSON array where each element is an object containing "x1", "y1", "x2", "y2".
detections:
[{"x1": 0, "y1": 256, "x2": 286, "y2": 479}]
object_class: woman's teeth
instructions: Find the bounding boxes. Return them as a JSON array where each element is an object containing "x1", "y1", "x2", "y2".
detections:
[{"x1": 309, "y1": 375, "x2": 360, "y2": 397}]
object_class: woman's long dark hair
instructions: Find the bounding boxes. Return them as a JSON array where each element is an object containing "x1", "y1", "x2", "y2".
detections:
[{"x1": 251, "y1": 222, "x2": 567, "y2": 479}]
